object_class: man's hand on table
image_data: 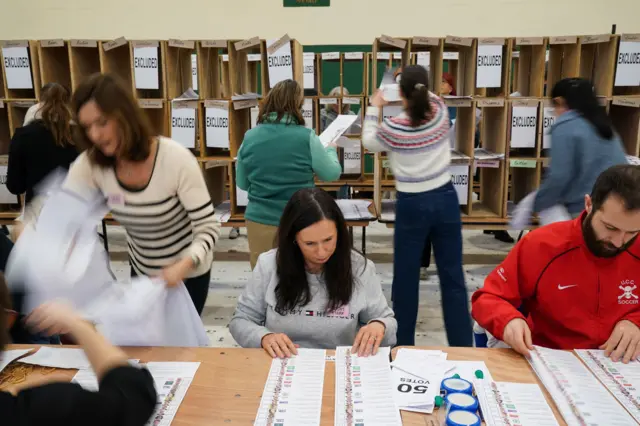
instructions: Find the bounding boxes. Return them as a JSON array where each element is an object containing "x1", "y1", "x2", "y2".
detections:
[
  {"x1": 601, "y1": 320, "x2": 640, "y2": 364},
  {"x1": 503, "y1": 318, "x2": 533, "y2": 358}
]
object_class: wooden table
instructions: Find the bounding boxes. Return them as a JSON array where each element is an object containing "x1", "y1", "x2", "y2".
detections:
[{"x1": 6, "y1": 345, "x2": 565, "y2": 425}]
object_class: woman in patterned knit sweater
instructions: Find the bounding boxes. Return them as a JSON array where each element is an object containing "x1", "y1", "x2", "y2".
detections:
[{"x1": 362, "y1": 65, "x2": 472, "y2": 347}]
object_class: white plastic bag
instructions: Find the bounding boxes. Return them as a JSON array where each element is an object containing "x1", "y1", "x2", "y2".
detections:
[{"x1": 5, "y1": 171, "x2": 209, "y2": 347}]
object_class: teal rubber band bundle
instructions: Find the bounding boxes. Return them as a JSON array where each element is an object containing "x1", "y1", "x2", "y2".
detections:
[
  {"x1": 445, "y1": 393, "x2": 479, "y2": 413},
  {"x1": 441, "y1": 377, "x2": 473, "y2": 395},
  {"x1": 445, "y1": 410, "x2": 481, "y2": 426}
]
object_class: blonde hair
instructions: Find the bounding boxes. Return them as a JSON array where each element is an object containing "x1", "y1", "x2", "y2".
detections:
[
  {"x1": 257, "y1": 79, "x2": 305, "y2": 125},
  {"x1": 326, "y1": 87, "x2": 351, "y2": 114}
]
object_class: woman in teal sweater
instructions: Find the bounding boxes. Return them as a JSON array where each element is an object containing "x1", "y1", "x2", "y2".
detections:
[{"x1": 237, "y1": 79, "x2": 342, "y2": 269}]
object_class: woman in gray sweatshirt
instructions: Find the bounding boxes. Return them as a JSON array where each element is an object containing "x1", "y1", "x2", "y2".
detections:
[
  {"x1": 229, "y1": 188, "x2": 397, "y2": 358},
  {"x1": 534, "y1": 78, "x2": 626, "y2": 217}
]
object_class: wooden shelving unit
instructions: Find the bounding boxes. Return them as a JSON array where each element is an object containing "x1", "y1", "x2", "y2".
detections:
[
  {"x1": 38, "y1": 39, "x2": 72, "y2": 91},
  {"x1": 100, "y1": 37, "x2": 133, "y2": 94},
  {"x1": 0, "y1": 33, "x2": 634, "y2": 228},
  {"x1": 69, "y1": 39, "x2": 101, "y2": 91}
]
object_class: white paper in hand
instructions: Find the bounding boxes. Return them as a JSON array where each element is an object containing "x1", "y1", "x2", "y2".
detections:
[{"x1": 318, "y1": 114, "x2": 358, "y2": 148}]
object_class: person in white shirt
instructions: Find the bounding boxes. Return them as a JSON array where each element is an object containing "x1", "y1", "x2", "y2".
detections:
[{"x1": 362, "y1": 65, "x2": 472, "y2": 347}]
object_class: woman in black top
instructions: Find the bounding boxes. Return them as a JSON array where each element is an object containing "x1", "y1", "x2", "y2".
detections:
[
  {"x1": 7, "y1": 82, "x2": 78, "y2": 203},
  {"x1": 0, "y1": 275, "x2": 157, "y2": 425}
]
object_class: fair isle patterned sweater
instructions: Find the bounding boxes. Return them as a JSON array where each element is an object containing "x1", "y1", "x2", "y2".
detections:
[{"x1": 362, "y1": 93, "x2": 451, "y2": 193}]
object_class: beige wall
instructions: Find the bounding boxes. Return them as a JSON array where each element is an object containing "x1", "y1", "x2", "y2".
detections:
[{"x1": 1, "y1": 0, "x2": 639, "y2": 45}]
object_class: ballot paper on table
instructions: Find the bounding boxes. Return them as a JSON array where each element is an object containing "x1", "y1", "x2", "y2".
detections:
[
  {"x1": 19, "y1": 347, "x2": 91, "y2": 370},
  {"x1": 475, "y1": 379, "x2": 559, "y2": 426},
  {"x1": 74, "y1": 362, "x2": 201, "y2": 426},
  {"x1": 72, "y1": 359, "x2": 141, "y2": 391},
  {"x1": 318, "y1": 114, "x2": 358, "y2": 148},
  {"x1": 0, "y1": 349, "x2": 33, "y2": 373},
  {"x1": 335, "y1": 199, "x2": 374, "y2": 220},
  {"x1": 442, "y1": 360, "x2": 494, "y2": 382}
]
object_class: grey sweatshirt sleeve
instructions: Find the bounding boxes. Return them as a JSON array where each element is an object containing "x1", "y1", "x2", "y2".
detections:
[
  {"x1": 533, "y1": 125, "x2": 577, "y2": 212},
  {"x1": 357, "y1": 258, "x2": 398, "y2": 347},
  {"x1": 229, "y1": 255, "x2": 273, "y2": 348}
]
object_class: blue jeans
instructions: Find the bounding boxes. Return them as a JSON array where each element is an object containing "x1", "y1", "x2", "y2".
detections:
[{"x1": 392, "y1": 182, "x2": 473, "y2": 347}]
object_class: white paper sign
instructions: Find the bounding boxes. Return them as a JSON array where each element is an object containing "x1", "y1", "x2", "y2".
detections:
[
  {"x1": 191, "y1": 54, "x2": 198, "y2": 91},
  {"x1": 542, "y1": 107, "x2": 556, "y2": 149},
  {"x1": 250, "y1": 106, "x2": 260, "y2": 128},
  {"x1": 205, "y1": 104, "x2": 229, "y2": 149},
  {"x1": 443, "y1": 52, "x2": 459, "y2": 60},
  {"x1": 2, "y1": 47, "x2": 33, "y2": 89},
  {"x1": 267, "y1": 39, "x2": 293, "y2": 88},
  {"x1": 476, "y1": 44, "x2": 503, "y2": 88},
  {"x1": 303, "y1": 55, "x2": 315, "y2": 89},
  {"x1": 171, "y1": 107, "x2": 196, "y2": 149},
  {"x1": 448, "y1": 165, "x2": 469, "y2": 205},
  {"x1": 133, "y1": 46, "x2": 159, "y2": 90},
  {"x1": 343, "y1": 143, "x2": 361, "y2": 174},
  {"x1": 510, "y1": 106, "x2": 538, "y2": 148},
  {"x1": 318, "y1": 114, "x2": 358, "y2": 148},
  {"x1": 382, "y1": 105, "x2": 403, "y2": 121},
  {"x1": 236, "y1": 165, "x2": 248, "y2": 207},
  {"x1": 302, "y1": 98, "x2": 314, "y2": 130},
  {"x1": 614, "y1": 41, "x2": 640, "y2": 87},
  {"x1": 0, "y1": 166, "x2": 18, "y2": 204},
  {"x1": 417, "y1": 52, "x2": 430, "y2": 71}
]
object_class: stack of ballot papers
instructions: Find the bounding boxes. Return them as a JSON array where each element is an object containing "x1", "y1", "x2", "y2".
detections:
[
  {"x1": 335, "y1": 199, "x2": 374, "y2": 220},
  {"x1": 390, "y1": 349, "x2": 448, "y2": 413}
]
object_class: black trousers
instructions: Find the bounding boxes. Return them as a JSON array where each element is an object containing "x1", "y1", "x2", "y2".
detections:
[{"x1": 130, "y1": 266, "x2": 211, "y2": 316}]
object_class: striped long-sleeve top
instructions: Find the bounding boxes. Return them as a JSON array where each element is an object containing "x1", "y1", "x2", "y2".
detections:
[
  {"x1": 362, "y1": 93, "x2": 452, "y2": 193},
  {"x1": 64, "y1": 137, "x2": 220, "y2": 277}
]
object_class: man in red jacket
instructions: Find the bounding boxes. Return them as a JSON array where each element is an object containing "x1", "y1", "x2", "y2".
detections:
[{"x1": 472, "y1": 165, "x2": 640, "y2": 363}]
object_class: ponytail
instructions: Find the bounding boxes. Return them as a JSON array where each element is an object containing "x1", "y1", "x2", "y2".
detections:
[
  {"x1": 551, "y1": 78, "x2": 614, "y2": 140},
  {"x1": 399, "y1": 65, "x2": 432, "y2": 127}
]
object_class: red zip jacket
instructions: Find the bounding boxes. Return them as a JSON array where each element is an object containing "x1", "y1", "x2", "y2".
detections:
[{"x1": 472, "y1": 213, "x2": 640, "y2": 350}]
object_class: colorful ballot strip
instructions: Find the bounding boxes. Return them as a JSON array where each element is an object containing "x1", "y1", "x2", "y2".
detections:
[
  {"x1": 335, "y1": 346, "x2": 402, "y2": 426},
  {"x1": 254, "y1": 349, "x2": 326, "y2": 426},
  {"x1": 528, "y1": 346, "x2": 635, "y2": 425},
  {"x1": 474, "y1": 379, "x2": 559, "y2": 426},
  {"x1": 576, "y1": 349, "x2": 640, "y2": 423}
]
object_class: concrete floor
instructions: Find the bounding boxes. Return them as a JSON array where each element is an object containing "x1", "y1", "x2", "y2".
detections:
[{"x1": 104, "y1": 222, "x2": 516, "y2": 347}]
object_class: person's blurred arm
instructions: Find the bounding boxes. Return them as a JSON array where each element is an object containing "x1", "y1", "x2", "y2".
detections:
[
  {"x1": 27, "y1": 302, "x2": 128, "y2": 380},
  {"x1": 236, "y1": 143, "x2": 250, "y2": 191},
  {"x1": 533, "y1": 126, "x2": 576, "y2": 212}
]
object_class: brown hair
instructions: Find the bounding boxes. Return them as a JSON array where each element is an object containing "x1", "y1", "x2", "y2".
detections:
[
  {"x1": 72, "y1": 73, "x2": 154, "y2": 166},
  {"x1": 0, "y1": 273, "x2": 12, "y2": 351},
  {"x1": 257, "y1": 79, "x2": 304, "y2": 125},
  {"x1": 39, "y1": 83, "x2": 73, "y2": 147}
]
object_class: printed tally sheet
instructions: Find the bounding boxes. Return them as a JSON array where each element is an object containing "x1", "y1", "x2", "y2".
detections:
[{"x1": 528, "y1": 346, "x2": 635, "y2": 426}]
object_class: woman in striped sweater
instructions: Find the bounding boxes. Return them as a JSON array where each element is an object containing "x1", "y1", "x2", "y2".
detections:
[
  {"x1": 362, "y1": 65, "x2": 472, "y2": 347},
  {"x1": 63, "y1": 73, "x2": 220, "y2": 315}
]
